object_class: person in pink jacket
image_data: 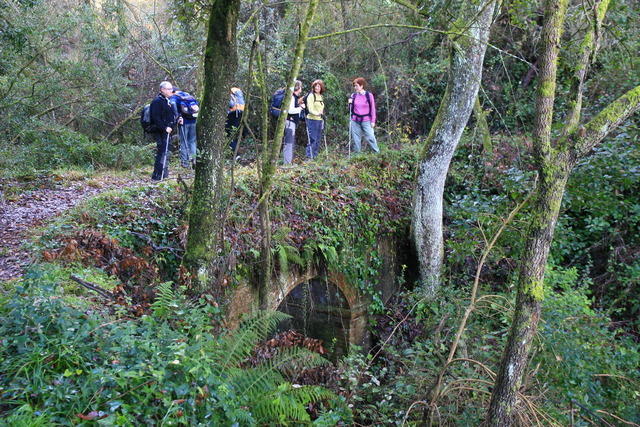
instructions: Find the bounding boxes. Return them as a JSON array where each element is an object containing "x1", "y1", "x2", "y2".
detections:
[{"x1": 348, "y1": 77, "x2": 379, "y2": 153}]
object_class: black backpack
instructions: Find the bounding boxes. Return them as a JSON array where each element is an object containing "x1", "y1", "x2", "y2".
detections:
[
  {"x1": 296, "y1": 93, "x2": 305, "y2": 122},
  {"x1": 270, "y1": 88, "x2": 286, "y2": 117},
  {"x1": 140, "y1": 104, "x2": 155, "y2": 133},
  {"x1": 303, "y1": 92, "x2": 324, "y2": 117},
  {"x1": 302, "y1": 92, "x2": 311, "y2": 116}
]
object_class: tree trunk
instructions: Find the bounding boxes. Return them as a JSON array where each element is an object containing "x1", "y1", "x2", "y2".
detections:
[
  {"x1": 486, "y1": 162, "x2": 570, "y2": 424},
  {"x1": 486, "y1": 1, "x2": 569, "y2": 422},
  {"x1": 486, "y1": 0, "x2": 640, "y2": 422},
  {"x1": 411, "y1": 0, "x2": 497, "y2": 296},
  {"x1": 487, "y1": 83, "x2": 640, "y2": 425},
  {"x1": 257, "y1": 0, "x2": 320, "y2": 305},
  {"x1": 182, "y1": 0, "x2": 240, "y2": 297}
]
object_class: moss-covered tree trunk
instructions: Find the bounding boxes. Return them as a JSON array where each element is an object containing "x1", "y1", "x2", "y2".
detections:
[
  {"x1": 485, "y1": 164, "x2": 570, "y2": 424},
  {"x1": 486, "y1": 0, "x2": 640, "y2": 423},
  {"x1": 488, "y1": 85, "x2": 640, "y2": 426},
  {"x1": 257, "y1": 0, "x2": 319, "y2": 305},
  {"x1": 411, "y1": 0, "x2": 497, "y2": 295},
  {"x1": 182, "y1": 0, "x2": 240, "y2": 297}
]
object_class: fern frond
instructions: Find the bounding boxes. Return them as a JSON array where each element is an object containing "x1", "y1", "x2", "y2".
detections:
[
  {"x1": 252, "y1": 382, "x2": 312, "y2": 424},
  {"x1": 251, "y1": 383, "x2": 345, "y2": 425},
  {"x1": 217, "y1": 311, "x2": 290, "y2": 371},
  {"x1": 151, "y1": 282, "x2": 182, "y2": 318},
  {"x1": 290, "y1": 385, "x2": 335, "y2": 404},
  {"x1": 227, "y1": 366, "x2": 285, "y2": 398},
  {"x1": 302, "y1": 243, "x2": 317, "y2": 267},
  {"x1": 318, "y1": 243, "x2": 339, "y2": 266},
  {"x1": 274, "y1": 243, "x2": 305, "y2": 275},
  {"x1": 189, "y1": 311, "x2": 348, "y2": 424},
  {"x1": 259, "y1": 346, "x2": 329, "y2": 381},
  {"x1": 276, "y1": 244, "x2": 289, "y2": 275},
  {"x1": 284, "y1": 244, "x2": 304, "y2": 267}
]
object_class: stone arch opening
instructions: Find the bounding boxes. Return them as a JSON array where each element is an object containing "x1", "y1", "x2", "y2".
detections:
[{"x1": 276, "y1": 276, "x2": 352, "y2": 361}]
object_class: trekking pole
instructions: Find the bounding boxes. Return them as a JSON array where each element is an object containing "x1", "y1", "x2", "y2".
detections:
[
  {"x1": 347, "y1": 98, "x2": 352, "y2": 159},
  {"x1": 305, "y1": 120, "x2": 312, "y2": 160},
  {"x1": 160, "y1": 132, "x2": 170, "y2": 180},
  {"x1": 179, "y1": 124, "x2": 187, "y2": 165}
]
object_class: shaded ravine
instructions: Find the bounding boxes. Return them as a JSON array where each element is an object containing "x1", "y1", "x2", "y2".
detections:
[{"x1": 0, "y1": 176, "x2": 147, "y2": 280}]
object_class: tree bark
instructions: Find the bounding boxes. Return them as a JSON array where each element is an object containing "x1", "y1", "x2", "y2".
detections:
[
  {"x1": 486, "y1": 0, "x2": 640, "y2": 423},
  {"x1": 411, "y1": 0, "x2": 497, "y2": 296},
  {"x1": 257, "y1": 0, "x2": 319, "y2": 305},
  {"x1": 487, "y1": 88, "x2": 640, "y2": 427},
  {"x1": 182, "y1": 0, "x2": 240, "y2": 297},
  {"x1": 486, "y1": 1, "x2": 569, "y2": 422},
  {"x1": 562, "y1": 0, "x2": 610, "y2": 136},
  {"x1": 486, "y1": 161, "x2": 570, "y2": 424}
]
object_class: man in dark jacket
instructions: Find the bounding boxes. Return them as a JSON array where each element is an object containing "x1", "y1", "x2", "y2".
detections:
[{"x1": 150, "y1": 81, "x2": 177, "y2": 181}]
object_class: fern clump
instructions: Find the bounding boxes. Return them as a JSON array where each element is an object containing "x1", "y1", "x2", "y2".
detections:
[{"x1": 0, "y1": 273, "x2": 351, "y2": 424}]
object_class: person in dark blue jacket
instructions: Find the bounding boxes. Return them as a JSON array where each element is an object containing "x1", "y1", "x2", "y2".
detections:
[{"x1": 150, "y1": 81, "x2": 177, "y2": 181}]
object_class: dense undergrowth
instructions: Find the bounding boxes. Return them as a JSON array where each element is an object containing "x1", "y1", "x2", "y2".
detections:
[
  {"x1": 0, "y1": 121, "x2": 152, "y2": 180},
  {"x1": 1, "y1": 134, "x2": 639, "y2": 424},
  {"x1": 0, "y1": 271, "x2": 349, "y2": 425}
]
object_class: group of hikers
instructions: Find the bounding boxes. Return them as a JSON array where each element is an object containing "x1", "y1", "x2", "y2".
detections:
[{"x1": 145, "y1": 77, "x2": 379, "y2": 181}]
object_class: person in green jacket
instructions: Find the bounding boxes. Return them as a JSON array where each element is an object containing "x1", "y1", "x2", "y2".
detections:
[{"x1": 304, "y1": 79, "x2": 325, "y2": 159}]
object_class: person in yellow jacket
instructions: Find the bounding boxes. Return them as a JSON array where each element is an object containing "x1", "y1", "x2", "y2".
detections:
[
  {"x1": 304, "y1": 80, "x2": 325, "y2": 159},
  {"x1": 226, "y1": 86, "x2": 245, "y2": 151}
]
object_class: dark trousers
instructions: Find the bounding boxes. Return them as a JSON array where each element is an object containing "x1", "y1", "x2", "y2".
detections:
[
  {"x1": 152, "y1": 132, "x2": 171, "y2": 180},
  {"x1": 306, "y1": 119, "x2": 323, "y2": 158},
  {"x1": 226, "y1": 111, "x2": 243, "y2": 151}
]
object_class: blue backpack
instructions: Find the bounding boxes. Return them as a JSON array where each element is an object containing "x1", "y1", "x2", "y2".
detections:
[
  {"x1": 173, "y1": 91, "x2": 199, "y2": 119},
  {"x1": 270, "y1": 88, "x2": 286, "y2": 117}
]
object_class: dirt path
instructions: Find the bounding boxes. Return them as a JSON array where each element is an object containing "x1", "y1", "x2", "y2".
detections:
[{"x1": 0, "y1": 175, "x2": 146, "y2": 281}]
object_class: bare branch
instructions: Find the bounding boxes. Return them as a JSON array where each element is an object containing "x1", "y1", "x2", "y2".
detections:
[{"x1": 70, "y1": 275, "x2": 114, "y2": 300}]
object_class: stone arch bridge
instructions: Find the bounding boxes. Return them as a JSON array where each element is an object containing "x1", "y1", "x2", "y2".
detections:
[{"x1": 227, "y1": 235, "x2": 412, "y2": 353}]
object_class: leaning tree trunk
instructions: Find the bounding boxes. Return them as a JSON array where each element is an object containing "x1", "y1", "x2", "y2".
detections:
[
  {"x1": 486, "y1": 0, "x2": 640, "y2": 423},
  {"x1": 257, "y1": 0, "x2": 319, "y2": 305},
  {"x1": 411, "y1": 0, "x2": 497, "y2": 296},
  {"x1": 182, "y1": 0, "x2": 240, "y2": 297}
]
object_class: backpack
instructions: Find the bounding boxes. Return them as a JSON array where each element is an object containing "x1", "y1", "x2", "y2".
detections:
[
  {"x1": 302, "y1": 92, "x2": 324, "y2": 117},
  {"x1": 270, "y1": 88, "x2": 286, "y2": 117},
  {"x1": 302, "y1": 92, "x2": 311, "y2": 116},
  {"x1": 173, "y1": 91, "x2": 200, "y2": 119},
  {"x1": 350, "y1": 91, "x2": 373, "y2": 121},
  {"x1": 296, "y1": 93, "x2": 305, "y2": 122},
  {"x1": 140, "y1": 104, "x2": 155, "y2": 133},
  {"x1": 229, "y1": 87, "x2": 245, "y2": 113}
]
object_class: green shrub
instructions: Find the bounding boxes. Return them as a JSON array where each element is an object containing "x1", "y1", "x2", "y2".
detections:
[
  {"x1": 535, "y1": 264, "x2": 640, "y2": 425},
  {"x1": 0, "y1": 268, "x2": 350, "y2": 425},
  {"x1": 554, "y1": 126, "x2": 640, "y2": 331},
  {"x1": 0, "y1": 121, "x2": 151, "y2": 178}
]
